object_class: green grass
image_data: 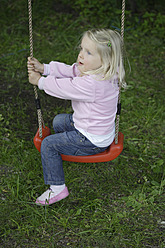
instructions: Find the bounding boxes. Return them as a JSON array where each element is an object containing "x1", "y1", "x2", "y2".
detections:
[{"x1": 0, "y1": 1, "x2": 165, "y2": 247}]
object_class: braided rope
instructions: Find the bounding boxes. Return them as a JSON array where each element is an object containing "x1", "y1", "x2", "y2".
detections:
[
  {"x1": 115, "y1": 0, "x2": 125, "y2": 144},
  {"x1": 28, "y1": 0, "x2": 44, "y2": 138}
]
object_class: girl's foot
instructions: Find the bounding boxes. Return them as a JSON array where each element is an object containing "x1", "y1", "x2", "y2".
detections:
[{"x1": 35, "y1": 186, "x2": 69, "y2": 206}]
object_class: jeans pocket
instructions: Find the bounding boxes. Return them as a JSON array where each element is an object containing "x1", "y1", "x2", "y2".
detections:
[
  {"x1": 75, "y1": 146, "x2": 107, "y2": 156},
  {"x1": 76, "y1": 130, "x2": 86, "y2": 142}
]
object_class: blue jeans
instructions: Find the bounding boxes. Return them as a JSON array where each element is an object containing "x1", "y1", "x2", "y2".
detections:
[{"x1": 41, "y1": 114, "x2": 108, "y2": 185}]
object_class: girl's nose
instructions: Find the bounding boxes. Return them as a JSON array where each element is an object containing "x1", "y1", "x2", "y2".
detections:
[{"x1": 79, "y1": 50, "x2": 84, "y2": 59}]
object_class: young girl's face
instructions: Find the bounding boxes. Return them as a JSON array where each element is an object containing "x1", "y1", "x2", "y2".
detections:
[{"x1": 77, "y1": 34, "x2": 102, "y2": 74}]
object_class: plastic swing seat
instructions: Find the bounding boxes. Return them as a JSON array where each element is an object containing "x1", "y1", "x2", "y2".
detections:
[
  {"x1": 61, "y1": 132, "x2": 124, "y2": 163},
  {"x1": 34, "y1": 127, "x2": 124, "y2": 163},
  {"x1": 33, "y1": 126, "x2": 51, "y2": 152}
]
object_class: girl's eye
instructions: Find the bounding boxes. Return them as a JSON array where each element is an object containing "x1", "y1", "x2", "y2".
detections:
[{"x1": 87, "y1": 51, "x2": 91, "y2": 55}]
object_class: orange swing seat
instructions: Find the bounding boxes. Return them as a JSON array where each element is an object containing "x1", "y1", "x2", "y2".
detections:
[
  {"x1": 61, "y1": 132, "x2": 124, "y2": 163},
  {"x1": 33, "y1": 126, "x2": 51, "y2": 152},
  {"x1": 34, "y1": 128, "x2": 124, "y2": 163}
]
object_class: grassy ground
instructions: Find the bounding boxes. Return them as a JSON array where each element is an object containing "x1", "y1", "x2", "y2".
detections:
[{"x1": 0, "y1": 1, "x2": 165, "y2": 247}]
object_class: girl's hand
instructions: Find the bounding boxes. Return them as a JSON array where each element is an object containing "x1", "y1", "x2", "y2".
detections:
[
  {"x1": 27, "y1": 57, "x2": 44, "y2": 74},
  {"x1": 28, "y1": 70, "x2": 41, "y2": 86}
]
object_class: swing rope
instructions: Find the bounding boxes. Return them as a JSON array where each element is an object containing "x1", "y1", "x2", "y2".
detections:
[
  {"x1": 28, "y1": 0, "x2": 44, "y2": 138},
  {"x1": 115, "y1": 0, "x2": 125, "y2": 144}
]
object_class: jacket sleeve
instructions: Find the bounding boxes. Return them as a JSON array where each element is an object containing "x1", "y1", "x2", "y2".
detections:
[
  {"x1": 49, "y1": 62, "x2": 79, "y2": 78},
  {"x1": 38, "y1": 75, "x2": 96, "y2": 102}
]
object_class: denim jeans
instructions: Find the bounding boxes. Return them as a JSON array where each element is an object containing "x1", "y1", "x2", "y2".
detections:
[{"x1": 41, "y1": 114, "x2": 108, "y2": 185}]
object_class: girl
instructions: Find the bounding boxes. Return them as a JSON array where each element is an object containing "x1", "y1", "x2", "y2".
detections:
[{"x1": 27, "y1": 29, "x2": 125, "y2": 206}]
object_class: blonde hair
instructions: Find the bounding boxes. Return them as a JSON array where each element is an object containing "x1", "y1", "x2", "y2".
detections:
[{"x1": 81, "y1": 29, "x2": 125, "y2": 86}]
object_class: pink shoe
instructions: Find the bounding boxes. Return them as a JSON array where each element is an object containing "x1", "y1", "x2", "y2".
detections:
[{"x1": 35, "y1": 186, "x2": 69, "y2": 206}]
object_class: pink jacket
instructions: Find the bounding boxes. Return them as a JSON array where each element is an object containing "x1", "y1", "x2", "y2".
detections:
[{"x1": 38, "y1": 62, "x2": 119, "y2": 135}]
